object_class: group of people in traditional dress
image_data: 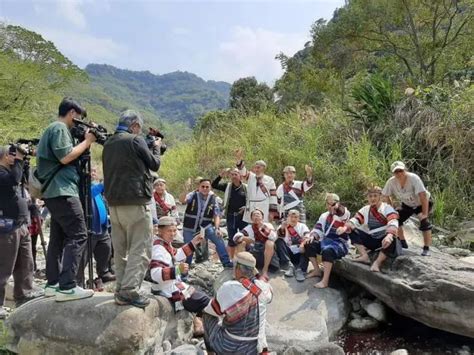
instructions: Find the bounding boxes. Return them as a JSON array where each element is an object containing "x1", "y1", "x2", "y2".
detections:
[{"x1": 147, "y1": 149, "x2": 433, "y2": 354}]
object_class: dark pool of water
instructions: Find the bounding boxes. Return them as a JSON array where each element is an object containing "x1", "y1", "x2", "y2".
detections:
[{"x1": 336, "y1": 308, "x2": 474, "y2": 354}]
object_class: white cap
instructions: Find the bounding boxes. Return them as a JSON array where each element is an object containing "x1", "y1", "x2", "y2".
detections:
[{"x1": 391, "y1": 161, "x2": 406, "y2": 173}]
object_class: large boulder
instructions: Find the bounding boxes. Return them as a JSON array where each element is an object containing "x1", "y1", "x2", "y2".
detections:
[
  {"x1": 5, "y1": 292, "x2": 193, "y2": 354},
  {"x1": 212, "y1": 270, "x2": 350, "y2": 352},
  {"x1": 333, "y1": 249, "x2": 474, "y2": 338}
]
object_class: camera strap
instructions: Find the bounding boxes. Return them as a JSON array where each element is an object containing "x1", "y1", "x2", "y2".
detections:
[{"x1": 34, "y1": 164, "x2": 65, "y2": 193}]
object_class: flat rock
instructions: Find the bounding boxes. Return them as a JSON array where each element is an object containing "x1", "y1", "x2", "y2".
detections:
[
  {"x1": 5, "y1": 292, "x2": 193, "y2": 354},
  {"x1": 460, "y1": 256, "x2": 474, "y2": 265},
  {"x1": 168, "y1": 344, "x2": 204, "y2": 355},
  {"x1": 334, "y1": 249, "x2": 474, "y2": 338}
]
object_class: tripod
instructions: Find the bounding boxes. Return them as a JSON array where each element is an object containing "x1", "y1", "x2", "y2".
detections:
[{"x1": 77, "y1": 149, "x2": 95, "y2": 289}]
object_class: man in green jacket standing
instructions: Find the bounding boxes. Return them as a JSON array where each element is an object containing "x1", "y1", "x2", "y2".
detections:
[{"x1": 103, "y1": 110, "x2": 161, "y2": 308}]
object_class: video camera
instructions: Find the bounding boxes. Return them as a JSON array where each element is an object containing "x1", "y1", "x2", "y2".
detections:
[
  {"x1": 71, "y1": 118, "x2": 110, "y2": 146},
  {"x1": 9, "y1": 138, "x2": 39, "y2": 157},
  {"x1": 145, "y1": 127, "x2": 167, "y2": 155}
]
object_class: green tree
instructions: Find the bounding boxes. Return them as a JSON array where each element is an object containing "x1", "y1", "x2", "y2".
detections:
[{"x1": 229, "y1": 77, "x2": 274, "y2": 114}]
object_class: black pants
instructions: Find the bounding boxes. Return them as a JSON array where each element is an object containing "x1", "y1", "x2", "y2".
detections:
[
  {"x1": 303, "y1": 241, "x2": 338, "y2": 263},
  {"x1": 77, "y1": 233, "x2": 113, "y2": 282},
  {"x1": 349, "y1": 230, "x2": 400, "y2": 258},
  {"x1": 182, "y1": 289, "x2": 211, "y2": 314},
  {"x1": 44, "y1": 196, "x2": 88, "y2": 290},
  {"x1": 275, "y1": 238, "x2": 308, "y2": 271}
]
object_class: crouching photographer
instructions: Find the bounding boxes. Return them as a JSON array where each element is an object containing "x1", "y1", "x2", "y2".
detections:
[
  {"x1": 103, "y1": 110, "x2": 161, "y2": 308},
  {"x1": 36, "y1": 97, "x2": 97, "y2": 302},
  {"x1": 0, "y1": 144, "x2": 38, "y2": 318}
]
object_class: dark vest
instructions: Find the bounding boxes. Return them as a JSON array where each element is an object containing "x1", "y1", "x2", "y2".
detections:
[
  {"x1": 183, "y1": 192, "x2": 216, "y2": 231},
  {"x1": 103, "y1": 132, "x2": 153, "y2": 206}
]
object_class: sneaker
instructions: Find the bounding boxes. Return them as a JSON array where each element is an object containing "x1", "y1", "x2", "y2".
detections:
[
  {"x1": 421, "y1": 247, "x2": 431, "y2": 256},
  {"x1": 295, "y1": 269, "x2": 305, "y2": 282},
  {"x1": 55, "y1": 286, "x2": 94, "y2": 302},
  {"x1": 0, "y1": 306, "x2": 7, "y2": 319},
  {"x1": 400, "y1": 240, "x2": 409, "y2": 249},
  {"x1": 284, "y1": 265, "x2": 295, "y2": 278},
  {"x1": 44, "y1": 283, "x2": 59, "y2": 297},
  {"x1": 279, "y1": 264, "x2": 290, "y2": 274}
]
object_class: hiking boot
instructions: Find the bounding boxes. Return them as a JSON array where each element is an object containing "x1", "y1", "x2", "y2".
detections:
[
  {"x1": 284, "y1": 265, "x2": 295, "y2": 277},
  {"x1": 15, "y1": 290, "x2": 45, "y2": 307},
  {"x1": 55, "y1": 286, "x2": 94, "y2": 302},
  {"x1": 295, "y1": 269, "x2": 305, "y2": 282},
  {"x1": 100, "y1": 272, "x2": 116, "y2": 283},
  {"x1": 44, "y1": 283, "x2": 59, "y2": 297},
  {"x1": 116, "y1": 290, "x2": 150, "y2": 308},
  {"x1": 421, "y1": 247, "x2": 431, "y2": 256},
  {"x1": 400, "y1": 239, "x2": 409, "y2": 249}
]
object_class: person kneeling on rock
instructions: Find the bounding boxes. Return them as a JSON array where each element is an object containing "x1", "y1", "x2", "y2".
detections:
[
  {"x1": 149, "y1": 216, "x2": 211, "y2": 332},
  {"x1": 304, "y1": 193, "x2": 351, "y2": 289},
  {"x1": 203, "y1": 252, "x2": 273, "y2": 355},
  {"x1": 337, "y1": 185, "x2": 401, "y2": 272},
  {"x1": 233, "y1": 209, "x2": 278, "y2": 279}
]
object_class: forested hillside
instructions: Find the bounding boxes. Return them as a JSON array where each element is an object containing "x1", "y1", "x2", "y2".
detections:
[
  {"x1": 85, "y1": 64, "x2": 230, "y2": 126},
  {"x1": 161, "y1": 0, "x2": 474, "y2": 227}
]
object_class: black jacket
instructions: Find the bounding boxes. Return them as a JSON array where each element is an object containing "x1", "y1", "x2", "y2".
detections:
[
  {"x1": 102, "y1": 131, "x2": 160, "y2": 206},
  {"x1": 0, "y1": 160, "x2": 28, "y2": 222}
]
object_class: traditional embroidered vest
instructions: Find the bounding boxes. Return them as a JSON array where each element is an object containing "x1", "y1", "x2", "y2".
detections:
[{"x1": 183, "y1": 192, "x2": 216, "y2": 231}]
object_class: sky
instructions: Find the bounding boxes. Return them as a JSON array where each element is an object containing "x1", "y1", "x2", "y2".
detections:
[{"x1": 0, "y1": 0, "x2": 345, "y2": 84}]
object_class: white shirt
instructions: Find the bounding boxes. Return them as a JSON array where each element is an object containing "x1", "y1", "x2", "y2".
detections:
[{"x1": 382, "y1": 172, "x2": 430, "y2": 208}]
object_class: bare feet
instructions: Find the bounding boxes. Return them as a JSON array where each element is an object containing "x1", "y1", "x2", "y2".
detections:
[
  {"x1": 352, "y1": 255, "x2": 370, "y2": 264},
  {"x1": 193, "y1": 316, "x2": 204, "y2": 337},
  {"x1": 314, "y1": 281, "x2": 328, "y2": 289},
  {"x1": 370, "y1": 263, "x2": 381, "y2": 272},
  {"x1": 262, "y1": 272, "x2": 269, "y2": 279},
  {"x1": 306, "y1": 269, "x2": 322, "y2": 278}
]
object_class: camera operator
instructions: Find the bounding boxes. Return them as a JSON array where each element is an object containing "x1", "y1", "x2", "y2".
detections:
[
  {"x1": 103, "y1": 110, "x2": 160, "y2": 308},
  {"x1": 36, "y1": 97, "x2": 97, "y2": 302},
  {"x1": 0, "y1": 145, "x2": 38, "y2": 318}
]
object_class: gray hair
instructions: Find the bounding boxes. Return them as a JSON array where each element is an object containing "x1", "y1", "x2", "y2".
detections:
[
  {"x1": 0, "y1": 146, "x2": 9, "y2": 160},
  {"x1": 119, "y1": 110, "x2": 143, "y2": 129},
  {"x1": 235, "y1": 263, "x2": 255, "y2": 279}
]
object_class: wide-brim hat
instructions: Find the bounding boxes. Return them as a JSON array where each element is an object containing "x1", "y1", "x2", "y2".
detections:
[{"x1": 235, "y1": 252, "x2": 258, "y2": 275}]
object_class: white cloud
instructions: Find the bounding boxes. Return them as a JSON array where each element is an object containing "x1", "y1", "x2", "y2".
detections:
[
  {"x1": 216, "y1": 26, "x2": 308, "y2": 84},
  {"x1": 39, "y1": 28, "x2": 127, "y2": 64},
  {"x1": 56, "y1": 0, "x2": 87, "y2": 29}
]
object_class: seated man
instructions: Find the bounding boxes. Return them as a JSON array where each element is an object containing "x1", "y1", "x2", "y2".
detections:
[
  {"x1": 304, "y1": 193, "x2": 350, "y2": 289},
  {"x1": 153, "y1": 178, "x2": 180, "y2": 222},
  {"x1": 337, "y1": 186, "x2": 400, "y2": 272},
  {"x1": 233, "y1": 209, "x2": 277, "y2": 278},
  {"x1": 275, "y1": 210, "x2": 310, "y2": 282},
  {"x1": 149, "y1": 216, "x2": 210, "y2": 315},
  {"x1": 203, "y1": 252, "x2": 273, "y2": 355}
]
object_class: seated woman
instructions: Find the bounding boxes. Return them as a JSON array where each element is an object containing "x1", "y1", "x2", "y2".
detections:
[
  {"x1": 337, "y1": 185, "x2": 400, "y2": 272},
  {"x1": 153, "y1": 178, "x2": 180, "y2": 222},
  {"x1": 233, "y1": 209, "x2": 277, "y2": 279},
  {"x1": 275, "y1": 210, "x2": 310, "y2": 282},
  {"x1": 304, "y1": 193, "x2": 350, "y2": 289}
]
